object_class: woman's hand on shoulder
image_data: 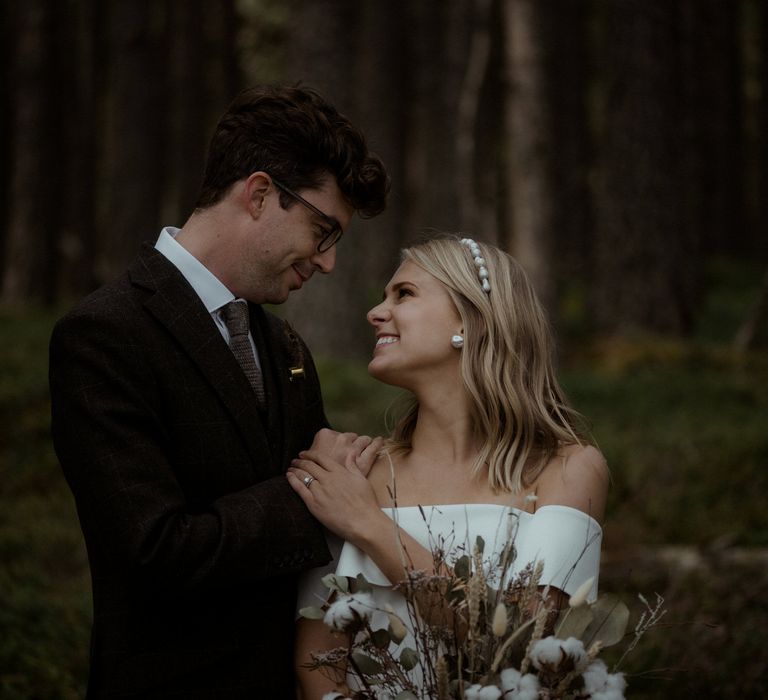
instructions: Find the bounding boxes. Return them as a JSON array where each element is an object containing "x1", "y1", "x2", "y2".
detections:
[
  {"x1": 287, "y1": 447, "x2": 390, "y2": 547},
  {"x1": 535, "y1": 444, "x2": 609, "y2": 523},
  {"x1": 307, "y1": 428, "x2": 384, "y2": 476}
]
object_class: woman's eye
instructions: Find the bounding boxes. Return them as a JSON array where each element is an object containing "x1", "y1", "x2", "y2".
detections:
[{"x1": 397, "y1": 288, "x2": 413, "y2": 299}]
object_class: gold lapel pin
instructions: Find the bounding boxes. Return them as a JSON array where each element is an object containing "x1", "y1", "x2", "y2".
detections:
[{"x1": 289, "y1": 366, "x2": 305, "y2": 381}]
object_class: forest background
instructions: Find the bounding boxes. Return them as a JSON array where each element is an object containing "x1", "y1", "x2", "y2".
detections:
[{"x1": 1, "y1": 0, "x2": 767, "y2": 698}]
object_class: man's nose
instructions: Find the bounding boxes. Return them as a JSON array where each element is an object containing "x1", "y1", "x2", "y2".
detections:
[{"x1": 312, "y1": 245, "x2": 336, "y2": 273}]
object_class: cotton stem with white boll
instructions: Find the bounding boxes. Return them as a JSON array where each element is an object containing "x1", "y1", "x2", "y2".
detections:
[
  {"x1": 323, "y1": 592, "x2": 376, "y2": 632},
  {"x1": 464, "y1": 683, "x2": 503, "y2": 699},
  {"x1": 582, "y1": 659, "x2": 627, "y2": 700},
  {"x1": 500, "y1": 667, "x2": 540, "y2": 700}
]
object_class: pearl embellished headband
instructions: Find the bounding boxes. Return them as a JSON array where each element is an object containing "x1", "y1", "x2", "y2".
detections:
[{"x1": 460, "y1": 238, "x2": 491, "y2": 293}]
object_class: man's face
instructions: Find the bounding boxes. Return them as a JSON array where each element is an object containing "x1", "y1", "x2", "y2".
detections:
[{"x1": 240, "y1": 175, "x2": 354, "y2": 304}]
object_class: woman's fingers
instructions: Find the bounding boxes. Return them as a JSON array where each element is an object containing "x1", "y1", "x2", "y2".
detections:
[
  {"x1": 355, "y1": 436, "x2": 384, "y2": 476},
  {"x1": 295, "y1": 449, "x2": 344, "y2": 472},
  {"x1": 285, "y1": 470, "x2": 314, "y2": 503}
]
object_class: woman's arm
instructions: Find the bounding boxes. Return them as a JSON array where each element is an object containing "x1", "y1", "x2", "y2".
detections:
[{"x1": 295, "y1": 617, "x2": 349, "y2": 700}]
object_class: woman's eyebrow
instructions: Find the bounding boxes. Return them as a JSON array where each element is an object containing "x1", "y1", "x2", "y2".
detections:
[{"x1": 382, "y1": 280, "x2": 416, "y2": 300}]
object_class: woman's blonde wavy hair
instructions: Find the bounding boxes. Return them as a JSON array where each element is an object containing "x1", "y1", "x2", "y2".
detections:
[{"x1": 387, "y1": 235, "x2": 591, "y2": 494}]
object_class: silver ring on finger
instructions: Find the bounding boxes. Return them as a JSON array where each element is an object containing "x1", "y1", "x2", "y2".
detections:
[{"x1": 303, "y1": 475, "x2": 315, "y2": 488}]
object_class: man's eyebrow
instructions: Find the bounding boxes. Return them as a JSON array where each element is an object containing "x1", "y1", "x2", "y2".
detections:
[{"x1": 321, "y1": 214, "x2": 341, "y2": 229}]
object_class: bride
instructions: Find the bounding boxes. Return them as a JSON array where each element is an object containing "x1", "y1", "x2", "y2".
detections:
[{"x1": 287, "y1": 236, "x2": 608, "y2": 699}]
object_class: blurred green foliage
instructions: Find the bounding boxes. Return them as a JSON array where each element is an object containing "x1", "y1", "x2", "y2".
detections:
[
  {"x1": 1, "y1": 257, "x2": 767, "y2": 698},
  {"x1": 0, "y1": 308, "x2": 90, "y2": 700}
]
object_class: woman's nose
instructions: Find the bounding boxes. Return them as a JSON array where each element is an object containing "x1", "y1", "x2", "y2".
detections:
[{"x1": 367, "y1": 301, "x2": 390, "y2": 325}]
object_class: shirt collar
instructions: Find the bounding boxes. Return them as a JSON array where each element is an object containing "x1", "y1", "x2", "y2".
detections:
[{"x1": 154, "y1": 226, "x2": 235, "y2": 313}]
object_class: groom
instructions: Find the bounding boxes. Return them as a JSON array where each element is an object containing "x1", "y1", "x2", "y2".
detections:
[{"x1": 49, "y1": 85, "x2": 388, "y2": 698}]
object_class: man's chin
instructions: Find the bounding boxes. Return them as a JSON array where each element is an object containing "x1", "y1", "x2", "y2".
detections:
[{"x1": 260, "y1": 287, "x2": 291, "y2": 305}]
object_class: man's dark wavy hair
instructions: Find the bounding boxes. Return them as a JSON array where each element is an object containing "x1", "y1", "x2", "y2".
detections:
[{"x1": 195, "y1": 85, "x2": 389, "y2": 217}]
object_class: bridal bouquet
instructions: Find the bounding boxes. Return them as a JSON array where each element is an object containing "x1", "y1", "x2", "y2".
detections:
[{"x1": 299, "y1": 533, "x2": 664, "y2": 700}]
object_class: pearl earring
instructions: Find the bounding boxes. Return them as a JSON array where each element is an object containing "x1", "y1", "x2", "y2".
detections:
[{"x1": 451, "y1": 334, "x2": 464, "y2": 349}]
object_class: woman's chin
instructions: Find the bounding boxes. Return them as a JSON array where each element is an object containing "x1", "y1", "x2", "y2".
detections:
[
  {"x1": 367, "y1": 358, "x2": 385, "y2": 380},
  {"x1": 367, "y1": 359, "x2": 402, "y2": 387}
]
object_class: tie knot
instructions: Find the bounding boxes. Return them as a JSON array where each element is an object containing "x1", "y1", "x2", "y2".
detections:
[{"x1": 222, "y1": 301, "x2": 250, "y2": 337}]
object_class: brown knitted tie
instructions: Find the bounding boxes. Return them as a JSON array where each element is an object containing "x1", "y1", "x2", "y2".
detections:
[{"x1": 222, "y1": 301, "x2": 266, "y2": 407}]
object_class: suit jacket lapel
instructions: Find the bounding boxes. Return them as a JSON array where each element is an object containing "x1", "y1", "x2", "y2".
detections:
[
  {"x1": 129, "y1": 244, "x2": 274, "y2": 473},
  {"x1": 259, "y1": 311, "x2": 309, "y2": 470}
]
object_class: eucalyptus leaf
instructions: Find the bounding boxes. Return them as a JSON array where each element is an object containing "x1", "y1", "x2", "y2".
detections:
[
  {"x1": 321, "y1": 573, "x2": 349, "y2": 593},
  {"x1": 370, "y1": 628, "x2": 391, "y2": 649},
  {"x1": 582, "y1": 594, "x2": 630, "y2": 647},
  {"x1": 555, "y1": 604, "x2": 594, "y2": 640},
  {"x1": 298, "y1": 606, "x2": 325, "y2": 620},
  {"x1": 351, "y1": 651, "x2": 383, "y2": 675},
  {"x1": 400, "y1": 646, "x2": 420, "y2": 671},
  {"x1": 395, "y1": 692, "x2": 419, "y2": 700},
  {"x1": 454, "y1": 555, "x2": 470, "y2": 580},
  {"x1": 354, "y1": 573, "x2": 373, "y2": 594}
]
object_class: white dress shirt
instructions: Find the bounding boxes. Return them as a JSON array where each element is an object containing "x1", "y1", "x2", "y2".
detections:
[{"x1": 154, "y1": 227, "x2": 260, "y2": 368}]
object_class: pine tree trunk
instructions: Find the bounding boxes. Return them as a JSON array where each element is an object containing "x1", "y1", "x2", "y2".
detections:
[
  {"x1": 456, "y1": 0, "x2": 494, "y2": 234},
  {"x1": 502, "y1": 0, "x2": 556, "y2": 313},
  {"x1": 680, "y1": 0, "x2": 742, "y2": 259},
  {"x1": 590, "y1": 0, "x2": 695, "y2": 335},
  {"x1": 0, "y1": 0, "x2": 10, "y2": 283},
  {"x1": 95, "y1": 0, "x2": 166, "y2": 283},
  {"x1": 57, "y1": 0, "x2": 102, "y2": 299},
  {"x1": 284, "y1": 0, "x2": 409, "y2": 360},
  {"x1": 2, "y1": 0, "x2": 58, "y2": 304},
  {"x1": 544, "y1": 0, "x2": 592, "y2": 287},
  {"x1": 163, "y1": 0, "x2": 207, "y2": 224}
]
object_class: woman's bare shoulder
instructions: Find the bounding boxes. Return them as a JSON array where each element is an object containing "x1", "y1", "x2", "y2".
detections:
[
  {"x1": 534, "y1": 444, "x2": 609, "y2": 522},
  {"x1": 367, "y1": 451, "x2": 399, "y2": 506}
]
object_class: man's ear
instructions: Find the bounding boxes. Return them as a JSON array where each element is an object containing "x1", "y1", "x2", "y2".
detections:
[{"x1": 242, "y1": 172, "x2": 272, "y2": 219}]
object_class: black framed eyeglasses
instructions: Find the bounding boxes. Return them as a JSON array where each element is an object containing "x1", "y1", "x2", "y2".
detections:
[{"x1": 271, "y1": 177, "x2": 343, "y2": 253}]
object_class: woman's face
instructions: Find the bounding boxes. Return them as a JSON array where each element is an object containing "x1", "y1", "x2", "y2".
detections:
[{"x1": 367, "y1": 260, "x2": 463, "y2": 389}]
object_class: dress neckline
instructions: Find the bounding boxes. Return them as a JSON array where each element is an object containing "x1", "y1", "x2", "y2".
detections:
[{"x1": 381, "y1": 503, "x2": 602, "y2": 530}]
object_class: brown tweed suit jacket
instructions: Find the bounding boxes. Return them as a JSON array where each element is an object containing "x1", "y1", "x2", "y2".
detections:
[{"x1": 49, "y1": 244, "x2": 331, "y2": 698}]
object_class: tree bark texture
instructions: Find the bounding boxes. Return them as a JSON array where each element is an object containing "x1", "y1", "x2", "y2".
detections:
[
  {"x1": 543, "y1": 0, "x2": 592, "y2": 285},
  {"x1": 2, "y1": 0, "x2": 59, "y2": 304},
  {"x1": 282, "y1": 0, "x2": 368, "y2": 359},
  {"x1": 680, "y1": 0, "x2": 742, "y2": 258},
  {"x1": 164, "y1": 0, "x2": 239, "y2": 226},
  {"x1": 590, "y1": 0, "x2": 695, "y2": 335},
  {"x1": 760, "y1": 0, "x2": 768, "y2": 245},
  {"x1": 95, "y1": 0, "x2": 167, "y2": 283},
  {"x1": 456, "y1": 0, "x2": 494, "y2": 234},
  {"x1": 0, "y1": 0, "x2": 764, "y2": 358},
  {"x1": 284, "y1": 0, "x2": 461, "y2": 359},
  {"x1": 502, "y1": 0, "x2": 556, "y2": 313},
  {"x1": 56, "y1": 0, "x2": 102, "y2": 299},
  {"x1": 0, "y1": 0, "x2": 10, "y2": 283}
]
